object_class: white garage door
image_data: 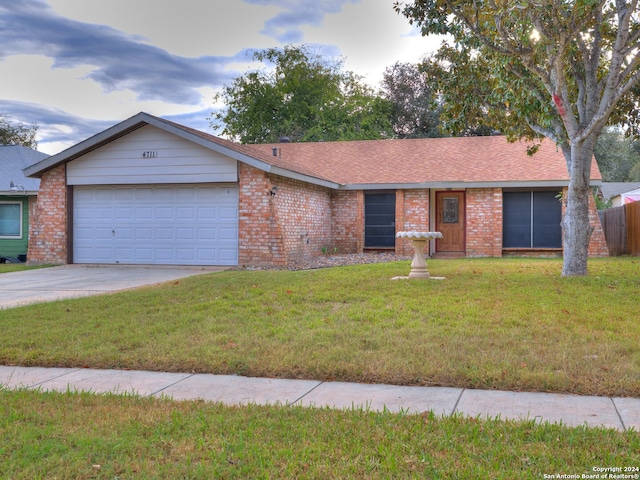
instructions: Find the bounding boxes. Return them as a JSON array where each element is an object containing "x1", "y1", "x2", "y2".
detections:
[{"x1": 73, "y1": 185, "x2": 238, "y2": 265}]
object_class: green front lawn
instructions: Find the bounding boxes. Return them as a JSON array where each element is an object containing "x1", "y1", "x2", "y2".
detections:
[
  {"x1": 1, "y1": 257, "x2": 638, "y2": 397},
  {"x1": 1, "y1": 257, "x2": 638, "y2": 477}
]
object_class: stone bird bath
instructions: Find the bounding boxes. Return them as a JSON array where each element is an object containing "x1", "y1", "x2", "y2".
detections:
[{"x1": 395, "y1": 231, "x2": 443, "y2": 279}]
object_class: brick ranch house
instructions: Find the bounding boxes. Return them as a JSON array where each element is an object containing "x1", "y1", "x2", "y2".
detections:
[{"x1": 23, "y1": 112, "x2": 608, "y2": 267}]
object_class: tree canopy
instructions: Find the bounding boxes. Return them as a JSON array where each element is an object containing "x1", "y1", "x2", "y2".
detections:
[
  {"x1": 212, "y1": 45, "x2": 393, "y2": 144},
  {"x1": 380, "y1": 61, "x2": 442, "y2": 138},
  {"x1": 0, "y1": 115, "x2": 38, "y2": 149},
  {"x1": 595, "y1": 128, "x2": 640, "y2": 181},
  {"x1": 395, "y1": 0, "x2": 640, "y2": 276}
]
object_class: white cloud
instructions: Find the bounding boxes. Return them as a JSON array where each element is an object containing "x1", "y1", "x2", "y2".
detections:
[
  {"x1": 302, "y1": 0, "x2": 441, "y2": 86},
  {"x1": 46, "y1": 0, "x2": 280, "y2": 57},
  {"x1": 0, "y1": 0, "x2": 442, "y2": 153}
]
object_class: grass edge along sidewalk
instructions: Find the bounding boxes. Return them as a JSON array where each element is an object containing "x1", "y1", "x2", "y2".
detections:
[{"x1": 0, "y1": 387, "x2": 638, "y2": 479}]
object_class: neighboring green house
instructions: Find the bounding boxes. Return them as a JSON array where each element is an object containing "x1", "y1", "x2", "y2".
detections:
[{"x1": 0, "y1": 145, "x2": 46, "y2": 262}]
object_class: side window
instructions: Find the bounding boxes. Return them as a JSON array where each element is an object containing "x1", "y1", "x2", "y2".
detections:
[{"x1": 0, "y1": 202, "x2": 22, "y2": 238}]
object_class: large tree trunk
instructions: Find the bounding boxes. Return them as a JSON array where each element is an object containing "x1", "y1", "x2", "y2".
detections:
[{"x1": 561, "y1": 139, "x2": 596, "y2": 277}]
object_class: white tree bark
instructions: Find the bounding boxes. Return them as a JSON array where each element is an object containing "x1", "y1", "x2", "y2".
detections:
[{"x1": 561, "y1": 138, "x2": 598, "y2": 276}]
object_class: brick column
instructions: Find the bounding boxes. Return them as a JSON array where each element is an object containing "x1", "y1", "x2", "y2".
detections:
[
  {"x1": 466, "y1": 188, "x2": 503, "y2": 257},
  {"x1": 27, "y1": 164, "x2": 68, "y2": 265}
]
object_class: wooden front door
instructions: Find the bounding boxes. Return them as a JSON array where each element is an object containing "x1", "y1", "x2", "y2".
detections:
[{"x1": 436, "y1": 191, "x2": 465, "y2": 253}]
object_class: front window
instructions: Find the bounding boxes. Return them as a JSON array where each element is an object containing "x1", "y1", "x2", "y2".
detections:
[
  {"x1": 0, "y1": 202, "x2": 22, "y2": 238},
  {"x1": 503, "y1": 191, "x2": 561, "y2": 248}
]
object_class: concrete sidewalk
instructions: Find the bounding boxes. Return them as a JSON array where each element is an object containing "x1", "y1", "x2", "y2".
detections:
[{"x1": 1, "y1": 366, "x2": 637, "y2": 431}]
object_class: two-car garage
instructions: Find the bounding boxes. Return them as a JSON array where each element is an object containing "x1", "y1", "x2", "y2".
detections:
[
  {"x1": 73, "y1": 184, "x2": 238, "y2": 266},
  {"x1": 59, "y1": 120, "x2": 241, "y2": 266}
]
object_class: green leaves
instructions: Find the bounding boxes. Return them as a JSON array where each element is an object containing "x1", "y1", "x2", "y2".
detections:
[
  {"x1": 0, "y1": 114, "x2": 38, "y2": 149},
  {"x1": 396, "y1": 0, "x2": 640, "y2": 145},
  {"x1": 212, "y1": 45, "x2": 393, "y2": 144}
]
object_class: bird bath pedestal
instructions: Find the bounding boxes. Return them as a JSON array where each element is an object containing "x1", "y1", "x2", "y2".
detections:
[{"x1": 395, "y1": 231, "x2": 443, "y2": 279}]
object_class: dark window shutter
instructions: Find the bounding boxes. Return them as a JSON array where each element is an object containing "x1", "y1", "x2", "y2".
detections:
[
  {"x1": 503, "y1": 192, "x2": 532, "y2": 248},
  {"x1": 365, "y1": 193, "x2": 396, "y2": 247},
  {"x1": 532, "y1": 191, "x2": 562, "y2": 248}
]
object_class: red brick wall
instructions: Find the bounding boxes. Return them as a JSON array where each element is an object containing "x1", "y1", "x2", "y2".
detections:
[
  {"x1": 466, "y1": 188, "x2": 503, "y2": 257},
  {"x1": 396, "y1": 189, "x2": 430, "y2": 255},
  {"x1": 271, "y1": 176, "x2": 333, "y2": 259},
  {"x1": 27, "y1": 165, "x2": 68, "y2": 265},
  {"x1": 238, "y1": 164, "x2": 336, "y2": 266},
  {"x1": 237, "y1": 163, "x2": 286, "y2": 266},
  {"x1": 331, "y1": 190, "x2": 363, "y2": 253}
]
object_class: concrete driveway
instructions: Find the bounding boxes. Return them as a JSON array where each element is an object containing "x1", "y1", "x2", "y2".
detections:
[{"x1": 0, "y1": 264, "x2": 228, "y2": 309}]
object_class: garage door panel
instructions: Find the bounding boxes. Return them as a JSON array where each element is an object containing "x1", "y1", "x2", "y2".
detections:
[
  {"x1": 156, "y1": 207, "x2": 174, "y2": 220},
  {"x1": 220, "y1": 206, "x2": 238, "y2": 219},
  {"x1": 76, "y1": 206, "x2": 100, "y2": 220},
  {"x1": 94, "y1": 190, "x2": 115, "y2": 202},
  {"x1": 91, "y1": 247, "x2": 114, "y2": 263},
  {"x1": 133, "y1": 249, "x2": 153, "y2": 261},
  {"x1": 197, "y1": 207, "x2": 216, "y2": 219},
  {"x1": 74, "y1": 184, "x2": 238, "y2": 265},
  {"x1": 178, "y1": 187, "x2": 199, "y2": 198},
  {"x1": 134, "y1": 188, "x2": 155, "y2": 200},
  {"x1": 176, "y1": 228, "x2": 195, "y2": 240},
  {"x1": 93, "y1": 207, "x2": 114, "y2": 220},
  {"x1": 114, "y1": 226, "x2": 132, "y2": 237},
  {"x1": 115, "y1": 247, "x2": 134, "y2": 261},
  {"x1": 219, "y1": 249, "x2": 238, "y2": 262},
  {"x1": 135, "y1": 228, "x2": 153, "y2": 240},
  {"x1": 220, "y1": 227, "x2": 238, "y2": 240},
  {"x1": 176, "y1": 248, "x2": 196, "y2": 261},
  {"x1": 177, "y1": 207, "x2": 196, "y2": 219},
  {"x1": 93, "y1": 227, "x2": 115, "y2": 240},
  {"x1": 155, "y1": 249, "x2": 174, "y2": 262},
  {"x1": 198, "y1": 228, "x2": 216, "y2": 240},
  {"x1": 115, "y1": 207, "x2": 133, "y2": 220},
  {"x1": 75, "y1": 227, "x2": 94, "y2": 240},
  {"x1": 156, "y1": 228, "x2": 174, "y2": 240},
  {"x1": 133, "y1": 207, "x2": 153, "y2": 220}
]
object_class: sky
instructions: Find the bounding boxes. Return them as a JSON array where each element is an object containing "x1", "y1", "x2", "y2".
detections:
[{"x1": 0, "y1": 0, "x2": 441, "y2": 155}]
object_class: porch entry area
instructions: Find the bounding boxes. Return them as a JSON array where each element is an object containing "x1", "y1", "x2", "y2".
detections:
[{"x1": 435, "y1": 191, "x2": 466, "y2": 256}]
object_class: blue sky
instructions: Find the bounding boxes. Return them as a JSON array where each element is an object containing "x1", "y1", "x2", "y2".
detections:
[{"x1": 0, "y1": 0, "x2": 439, "y2": 154}]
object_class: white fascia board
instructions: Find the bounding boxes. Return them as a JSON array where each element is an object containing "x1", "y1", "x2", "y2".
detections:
[{"x1": 339, "y1": 180, "x2": 574, "y2": 190}]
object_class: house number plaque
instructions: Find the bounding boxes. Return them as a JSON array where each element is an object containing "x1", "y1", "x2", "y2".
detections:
[{"x1": 142, "y1": 151, "x2": 158, "y2": 158}]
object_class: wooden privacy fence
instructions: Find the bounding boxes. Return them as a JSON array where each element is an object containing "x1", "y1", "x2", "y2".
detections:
[{"x1": 599, "y1": 201, "x2": 640, "y2": 256}]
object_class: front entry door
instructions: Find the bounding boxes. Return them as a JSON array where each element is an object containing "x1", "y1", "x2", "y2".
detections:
[{"x1": 436, "y1": 191, "x2": 465, "y2": 253}]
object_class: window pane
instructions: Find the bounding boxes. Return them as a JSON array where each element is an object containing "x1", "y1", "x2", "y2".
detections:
[
  {"x1": 503, "y1": 192, "x2": 532, "y2": 248},
  {"x1": 533, "y1": 192, "x2": 562, "y2": 248},
  {"x1": 0, "y1": 204, "x2": 21, "y2": 236},
  {"x1": 443, "y1": 197, "x2": 459, "y2": 223}
]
